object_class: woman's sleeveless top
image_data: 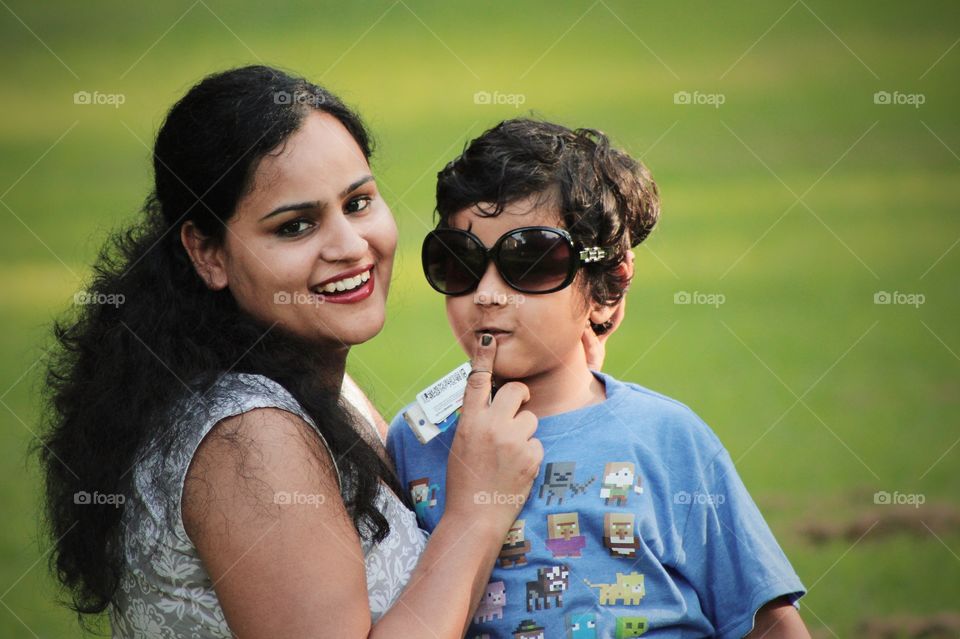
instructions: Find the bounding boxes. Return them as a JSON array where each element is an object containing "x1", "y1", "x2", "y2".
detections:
[{"x1": 110, "y1": 372, "x2": 427, "y2": 637}]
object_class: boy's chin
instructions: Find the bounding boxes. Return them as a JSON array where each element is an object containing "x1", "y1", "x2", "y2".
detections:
[
  {"x1": 491, "y1": 359, "x2": 542, "y2": 382},
  {"x1": 459, "y1": 340, "x2": 549, "y2": 379}
]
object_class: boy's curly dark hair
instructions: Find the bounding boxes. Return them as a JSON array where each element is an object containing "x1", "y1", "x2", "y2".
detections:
[{"x1": 435, "y1": 118, "x2": 660, "y2": 310}]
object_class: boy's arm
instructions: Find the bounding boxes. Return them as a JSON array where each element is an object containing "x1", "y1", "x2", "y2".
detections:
[
  {"x1": 744, "y1": 597, "x2": 811, "y2": 638},
  {"x1": 672, "y1": 444, "x2": 807, "y2": 638}
]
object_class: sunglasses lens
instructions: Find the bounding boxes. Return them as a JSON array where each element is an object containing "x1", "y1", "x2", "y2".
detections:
[
  {"x1": 423, "y1": 230, "x2": 485, "y2": 295},
  {"x1": 498, "y1": 229, "x2": 572, "y2": 292}
]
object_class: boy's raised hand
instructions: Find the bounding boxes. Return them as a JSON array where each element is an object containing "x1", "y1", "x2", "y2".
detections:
[{"x1": 444, "y1": 334, "x2": 543, "y2": 532}]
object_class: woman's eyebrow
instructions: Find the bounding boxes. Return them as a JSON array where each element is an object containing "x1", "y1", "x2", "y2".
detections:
[
  {"x1": 260, "y1": 200, "x2": 323, "y2": 222},
  {"x1": 340, "y1": 174, "x2": 374, "y2": 197},
  {"x1": 260, "y1": 175, "x2": 375, "y2": 222}
]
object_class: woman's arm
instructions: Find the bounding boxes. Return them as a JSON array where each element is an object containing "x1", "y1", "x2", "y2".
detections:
[
  {"x1": 372, "y1": 510, "x2": 505, "y2": 637},
  {"x1": 185, "y1": 408, "x2": 508, "y2": 638},
  {"x1": 185, "y1": 339, "x2": 540, "y2": 638},
  {"x1": 184, "y1": 408, "x2": 375, "y2": 637},
  {"x1": 379, "y1": 338, "x2": 542, "y2": 637},
  {"x1": 744, "y1": 597, "x2": 811, "y2": 639}
]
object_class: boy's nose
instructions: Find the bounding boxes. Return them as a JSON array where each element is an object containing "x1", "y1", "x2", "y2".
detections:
[{"x1": 473, "y1": 262, "x2": 511, "y2": 306}]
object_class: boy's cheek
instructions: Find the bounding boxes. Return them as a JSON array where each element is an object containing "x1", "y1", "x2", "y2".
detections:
[
  {"x1": 456, "y1": 332, "x2": 476, "y2": 359},
  {"x1": 490, "y1": 345, "x2": 534, "y2": 378},
  {"x1": 446, "y1": 303, "x2": 475, "y2": 356}
]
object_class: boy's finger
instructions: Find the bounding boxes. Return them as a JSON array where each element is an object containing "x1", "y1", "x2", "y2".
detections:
[{"x1": 463, "y1": 333, "x2": 496, "y2": 413}]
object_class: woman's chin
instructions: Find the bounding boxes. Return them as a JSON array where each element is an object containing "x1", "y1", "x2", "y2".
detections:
[{"x1": 319, "y1": 316, "x2": 386, "y2": 347}]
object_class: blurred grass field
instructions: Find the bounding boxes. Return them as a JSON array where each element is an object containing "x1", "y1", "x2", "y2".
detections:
[{"x1": 1, "y1": 0, "x2": 958, "y2": 636}]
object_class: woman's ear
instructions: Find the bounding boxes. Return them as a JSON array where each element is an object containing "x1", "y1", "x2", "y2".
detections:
[{"x1": 180, "y1": 221, "x2": 229, "y2": 290}]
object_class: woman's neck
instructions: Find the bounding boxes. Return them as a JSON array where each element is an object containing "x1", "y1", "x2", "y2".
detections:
[
  {"x1": 293, "y1": 338, "x2": 349, "y2": 392},
  {"x1": 325, "y1": 347, "x2": 349, "y2": 389}
]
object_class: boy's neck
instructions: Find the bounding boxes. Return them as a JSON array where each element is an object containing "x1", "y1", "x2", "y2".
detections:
[{"x1": 503, "y1": 361, "x2": 606, "y2": 419}]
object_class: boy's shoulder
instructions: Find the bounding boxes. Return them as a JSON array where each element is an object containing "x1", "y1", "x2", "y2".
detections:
[
  {"x1": 597, "y1": 372, "x2": 724, "y2": 451},
  {"x1": 387, "y1": 372, "x2": 727, "y2": 457}
]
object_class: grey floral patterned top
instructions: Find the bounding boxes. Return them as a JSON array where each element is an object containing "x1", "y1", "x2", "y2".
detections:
[{"x1": 110, "y1": 372, "x2": 427, "y2": 638}]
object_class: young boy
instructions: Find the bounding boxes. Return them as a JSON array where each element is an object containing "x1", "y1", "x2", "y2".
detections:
[{"x1": 387, "y1": 119, "x2": 808, "y2": 638}]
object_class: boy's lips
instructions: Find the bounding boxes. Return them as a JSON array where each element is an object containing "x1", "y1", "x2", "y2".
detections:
[{"x1": 475, "y1": 328, "x2": 513, "y2": 341}]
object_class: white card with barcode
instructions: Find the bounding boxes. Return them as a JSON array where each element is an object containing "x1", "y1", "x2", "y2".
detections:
[{"x1": 415, "y1": 362, "x2": 472, "y2": 424}]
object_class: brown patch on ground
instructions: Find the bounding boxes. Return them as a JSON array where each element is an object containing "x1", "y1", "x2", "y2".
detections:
[
  {"x1": 856, "y1": 612, "x2": 960, "y2": 638},
  {"x1": 755, "y1": 492, "x2": 795, "y2": 513},
  {"x1": 797, "y1": 503, "x2": 960, "y2": 545}
]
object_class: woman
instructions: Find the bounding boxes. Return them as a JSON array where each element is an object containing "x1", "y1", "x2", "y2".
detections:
[{"x1": 38, "y1": 65, "x2": 549, "y2": 637}]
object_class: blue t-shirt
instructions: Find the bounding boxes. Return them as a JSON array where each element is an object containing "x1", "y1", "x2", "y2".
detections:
[{"x1": 387, "y1": 372, "x2": 805, "y2": 639}]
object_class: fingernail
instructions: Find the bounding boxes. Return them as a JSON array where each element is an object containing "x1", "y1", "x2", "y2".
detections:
[{"x1": 481, "y1": 333, "x2": 492, "y2": 346}]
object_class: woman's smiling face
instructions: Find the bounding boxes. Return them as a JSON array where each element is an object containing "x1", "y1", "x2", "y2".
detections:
[{"x1": 193, "y1": 110, "x2": 397, "y2": 348}]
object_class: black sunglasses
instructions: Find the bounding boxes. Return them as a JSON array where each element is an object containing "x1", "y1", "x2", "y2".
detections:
[{"x1": 422, "y1": 225, "x2": 610, "y2": 296}]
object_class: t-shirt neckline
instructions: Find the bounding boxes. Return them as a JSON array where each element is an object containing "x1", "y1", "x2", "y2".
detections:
[{"x1": 532, "y1": 370, "x2": 628, "y2": 441}]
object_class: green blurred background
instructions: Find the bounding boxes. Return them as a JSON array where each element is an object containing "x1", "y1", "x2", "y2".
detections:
[{"x1": 2, "y1": 0, "x2": 958, "y2": 636}]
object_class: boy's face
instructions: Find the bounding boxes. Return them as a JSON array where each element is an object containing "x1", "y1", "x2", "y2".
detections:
[{"x1": 444, "y1": 195, "x2": 595, "y2": 381}]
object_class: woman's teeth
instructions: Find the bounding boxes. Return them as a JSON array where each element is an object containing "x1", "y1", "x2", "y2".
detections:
[{"x1": 319, "y1": 269, "x2": 370, "y2": 294}]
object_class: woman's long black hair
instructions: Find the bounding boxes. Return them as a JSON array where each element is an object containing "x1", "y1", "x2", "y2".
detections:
[{"x1": 37, "y1": 65, "x2": 403, "y2": 621}]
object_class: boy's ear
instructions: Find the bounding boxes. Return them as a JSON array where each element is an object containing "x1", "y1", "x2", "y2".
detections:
[
  {"x1": 180, "y1": 221, "x2": 229, "y2": 290},
  {"x1": 589, "y1": 304, "x2": 617, "y2": 327},
  {"x1": 589, "y1": 301, "x2": 621, "y2": 337},
  {"x1": 588, "y1": 251, "x2": 635, "y2": 328}
]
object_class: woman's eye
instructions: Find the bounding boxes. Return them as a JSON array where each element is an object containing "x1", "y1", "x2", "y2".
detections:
[
  {"x1": 345, "y1": 196, "x2": 372, "y2": 214},
  {"x1": 276, "y1": 219, "x2": 314, "y2": 237}
]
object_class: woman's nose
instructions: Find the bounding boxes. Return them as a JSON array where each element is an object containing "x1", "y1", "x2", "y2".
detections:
[{"x1": 319, "y1": 216, "x2": 369, "y2": 263}]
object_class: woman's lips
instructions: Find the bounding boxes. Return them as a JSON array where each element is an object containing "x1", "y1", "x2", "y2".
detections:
[
  {"x1": 316, "y1": 264, "x2": 373, "y2": 288},
  {"x1": 316, "y1": 269, "x2": 375, "y2": 304}
]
